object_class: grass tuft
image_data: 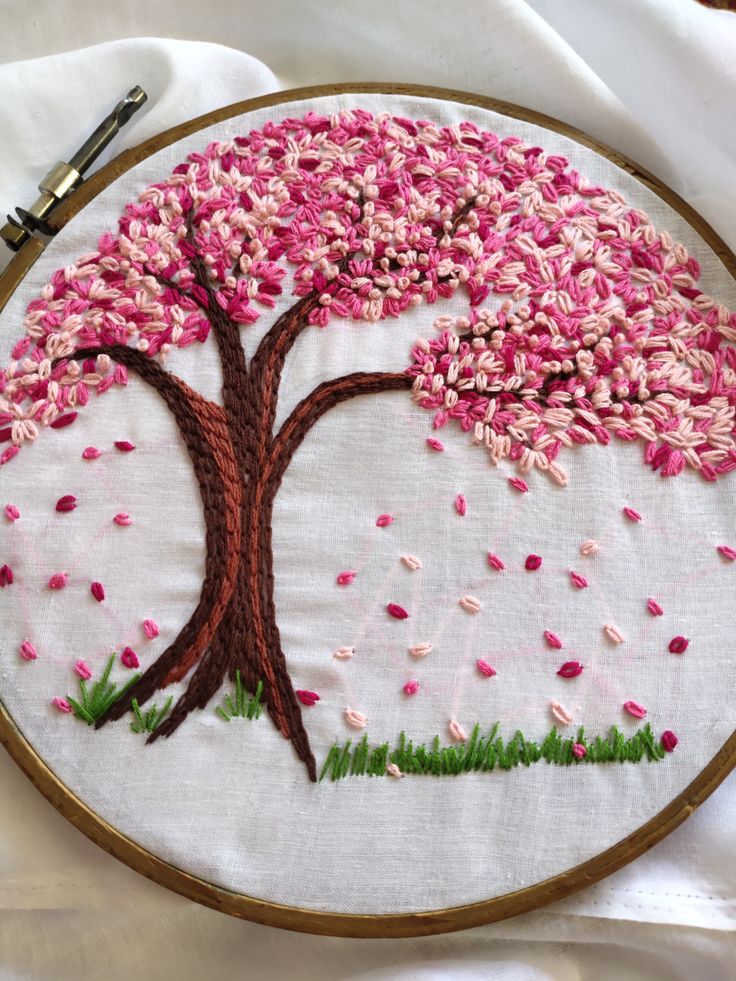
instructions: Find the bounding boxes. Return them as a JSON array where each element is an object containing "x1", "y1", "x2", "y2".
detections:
[
  {"x1": 130, "y1": 696, "x2": 173, "y2": 734},
  {"x1": 216, "y1": 674, "x2": 263, "y2": 722},
  {"x1": 67, "y1": 654, "x2": 141, "y2": 726}
]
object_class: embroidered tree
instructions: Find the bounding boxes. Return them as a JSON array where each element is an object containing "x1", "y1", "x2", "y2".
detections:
[{"x1": 3, "y1": 110, "x2": 735, "y2": 781}]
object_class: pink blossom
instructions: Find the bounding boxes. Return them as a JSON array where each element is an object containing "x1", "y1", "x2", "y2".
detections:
[
  {"x1": 376, "y1": 514, "x2": 394, "y2": 527},
  {"x1": 336, "y1": 571, "x2": 357, "y2": 586},
  {"x1": 668, "y1": 636, "x2": 689, "y2": 654},
  {"x1": 52, "y1": 697, "x2": 72, "y2": 713},
  {"x1": 55, "y1": 495, "x2": 77, "y2": 513},
  {"x1": 403, "y1": 680, "x2": 419, "y2": 696},
  {"x1": 4, "y1": 504, "x2": 20, "y2": 522},
  {"x1": 572, "y1": 743, "x2": 587, "y2": 759},
  {"x1": 90, "y1": 581, "x2": 105, "y2": 602},
  {"x1": 557, "y1": 660, "x2": 584, "y2": 678},
  {"x1": 476, "y1": 659, "x2": 496, "y2": 678},
  {"x1": 113, "y1": 512, "x2": 132, "y2": 526},
  {"x1": 121, "y1": 647, "x2": 139, "y2": 669},
  {"x1": 0, "y1": 564, "x2": 13, "y2": 587},
  {"x1": 387, "y1": 603, "x2": 409, "y2": 619},
  {"x1": 75, "y1": 660, "x2": 92, "y2": 680},
  {"x1": 48, "y1": 572, "x2": 68, "y2": 590}
]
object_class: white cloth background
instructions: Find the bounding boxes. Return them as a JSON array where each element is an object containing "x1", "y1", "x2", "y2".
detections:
[{"x1": 1, "y1": 1, "x2": 736, "y2": 978}]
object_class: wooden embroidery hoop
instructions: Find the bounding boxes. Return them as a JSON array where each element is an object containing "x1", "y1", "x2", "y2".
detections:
[{"x1": 1, "y1": 82, "x2": 735, "y2": 938}]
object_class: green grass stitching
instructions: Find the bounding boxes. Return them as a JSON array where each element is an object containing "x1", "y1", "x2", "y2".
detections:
[
  {"x1": 319, "y1": 723, "x2": 667, "y2": 781},
  {"x1": 130, "y1": 696, "x2": 174, "y2": 734},
  {"x1": 216, "y1": 674, "x2": 263, "y2": 721},
  {"x1": 67, "y1": 654, "x2": 141, "y2": 726}
]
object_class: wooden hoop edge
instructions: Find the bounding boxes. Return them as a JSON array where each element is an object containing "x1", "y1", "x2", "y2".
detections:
[{"x1": 1, "y1": 81, "x2": 735, "y2": 938}]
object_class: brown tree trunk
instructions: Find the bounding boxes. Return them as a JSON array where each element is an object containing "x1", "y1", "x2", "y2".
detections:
[{"x1": 75, "y1": 340, "x2": 411, "y2": 781}]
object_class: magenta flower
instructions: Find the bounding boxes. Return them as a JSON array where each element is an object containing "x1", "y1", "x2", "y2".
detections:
[
  {"x1": 557, "y1": 661, "x2": 584, "y2": 678},
  {"x1": 121, "y1": 647, "x2": 139, "y2": 669}
]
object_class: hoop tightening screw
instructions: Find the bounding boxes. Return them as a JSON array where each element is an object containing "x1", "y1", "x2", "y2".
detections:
[{"x1": 1, "y1": 85, "x2": 148, "y2": 252}]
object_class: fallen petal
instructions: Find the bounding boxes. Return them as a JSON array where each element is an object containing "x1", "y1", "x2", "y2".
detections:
[
  {"x1": 557, "y1": 660, "x2": 584, "y2": 678},
  {"x1": 82, "y1": 447, "x2": 101, "y2": 460},
  {"x1": 570, "y1": 571, "x2": 588, "y2": 589},
  {"x1": 550, "y1": 701, "x2": 573, "y2": 725},
  {"x1": 579, "y1": 539, "x2": 600, "y2": 556},
  {"x1": 409, "y1": 643, "x2": 432, "y2": 659},
  {"x1": 717, "y1": 545, "x2": 736, "y2": 561},
  {"x1": 19, "y1": 640, "x2": 37, "y2": 661},
  {"x1": 387, "y1": 602, "x2": 409, "y2": 619},
  {"x1": 647, "y1": 598, "x2": 664, "y2": 616},
  {"x1": 90, "y1": 581, "x2": 105, "y2": 602},
  {"x1": 121, "y1": 647, "x2": 139, "y2": 669},
  {"x1": 333, "y1": 646, "x2": 355, "y2": 659},
  {"x1": 376, "y1": 513, "x2": 394, "y2": 527},
  {"x1": 459, "y1": 594, "x2": 482, "y2": 614},
  {"x1": 543, "y1": 630, "x2": 563, "y2": 649},
  {"x1": 143, "y1": 619, "x2": 159, "y2": 639},
  {"x1": 48, "y1": 572, "x2": 68, "y2": 590},
  {"x1": 487, "y1": 552, "x2": 505, "y2": 571},
  {"x1": 113, "y1": 512, "x2": 132, "y2": 526},
  {"x1": 55, "y1": 495, "x2": 77, "y2": 513},
  {"x1": 426, "y1": 437, "x2": 444, "y2": 452},
  {"x1": 477, "y1": 659, "x2": 496, "y2": 677},
  {"x1": 0, "y1": 564, "x2": 13, "y2": 587},
  {"x1": 623, "y1": 506, "x2": 642, "y2": 522},
  {"x1": 623, "y1": 699, "x2": 647, "y2": 719},
  {"x1": 114, "y1": 441, "x2": 135, "y2": 452},
  {"x1": 455, "y1": 493, "x2": 467, "y2": 516},
  {"x1": 525, "y1": 554, "x2": 543, "y2": 571},
  {"x1": 403, "y1": 679, "x2": 419, "y2": 696},
  {"x1": 508, "y1": 476, "x2": 529, "y2": 493},
  {"x1": 345, "y1": 707, "x2": 367, "y2": 728},
  {"x1": 401, "y1": 554, "x2": 422, "y2": 571},
  {"x1": 296, "y1": 689, "x2": 320, "y2": 706},
  {"x1": 603, "y1": 624, "x2": 624, "y2": 645},
  {"x1": 4, "y1": 504, "x2": 20, "y2": 522},
  {"x1": 449, "y1": 719, "x2": 467, "y2": 742},
  {"x1": 661, "y1": 730, "x2": 678, "y2": 752},
  {"x1": 336, "y1": 570, "x2": 357, "y2": 586},
  {"x1": 668, "y1": 635, "x2": 689, "y2": 654}
]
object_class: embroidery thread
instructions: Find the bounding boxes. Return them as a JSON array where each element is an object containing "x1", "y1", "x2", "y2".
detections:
[{"x1": 3, "y1": 109, "x2": 732, "y2": 782}]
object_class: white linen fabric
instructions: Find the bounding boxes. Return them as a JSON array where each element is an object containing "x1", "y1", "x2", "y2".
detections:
[{"x1": 1, "y1": 2, "x2": 736, "y2": 979}]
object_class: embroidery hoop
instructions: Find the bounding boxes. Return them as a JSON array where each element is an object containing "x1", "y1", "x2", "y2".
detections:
[{"x1": 1, "y1": 82, "x2": 735, "y2": 937}]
